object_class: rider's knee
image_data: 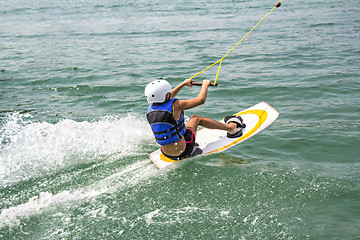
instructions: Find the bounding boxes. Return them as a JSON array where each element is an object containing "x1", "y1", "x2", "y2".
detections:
[{"x1": 191, "y1": 114, "x2": 200, "y2": 120}]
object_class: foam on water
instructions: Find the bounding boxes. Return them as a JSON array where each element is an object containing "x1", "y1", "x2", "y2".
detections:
[
  {"x1": 0, "y1": 113, "x2": 154, "y2": 187},
  {"x1": 0, "y1": 159, "x2": 161, "y2": 228},
  {"x1": 0, "y1": 188, "x2": 105, "y2": 228}
]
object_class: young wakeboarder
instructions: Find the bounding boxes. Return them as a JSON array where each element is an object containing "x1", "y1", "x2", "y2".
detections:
[{"x1": 145, "y1": 78, "x2": 245, "y2": 160}]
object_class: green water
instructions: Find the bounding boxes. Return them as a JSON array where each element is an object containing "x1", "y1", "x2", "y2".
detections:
[{"x1": 1, "y1": 0, "x2": 359, "y2": 239}]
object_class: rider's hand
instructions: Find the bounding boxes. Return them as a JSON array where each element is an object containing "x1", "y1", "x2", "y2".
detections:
[
  {"x1": 184, "y1": 79, "x2": 193, "y2": 87},
  {"x1": 203, "y1": 79, "x2": 211, "y2": 88}
]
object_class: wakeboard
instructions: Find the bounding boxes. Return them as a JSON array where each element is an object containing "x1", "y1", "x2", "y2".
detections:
[{"x1": 149, "y1": 101, "x2": 279, "y2": 169}]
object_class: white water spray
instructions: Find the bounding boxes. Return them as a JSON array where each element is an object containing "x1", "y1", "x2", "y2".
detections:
[{"x1": 0, "y1": 113, "x2": 154, "y2": 187}]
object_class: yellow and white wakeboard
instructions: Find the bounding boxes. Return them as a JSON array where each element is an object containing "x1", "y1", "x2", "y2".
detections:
[{"x1": 149, "y1": 102, "x2": 279, "y2": 169}]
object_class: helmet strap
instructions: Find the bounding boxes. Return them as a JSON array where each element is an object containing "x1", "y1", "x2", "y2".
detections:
[{"x1": 165, "y1": 93, "x2": 171, "y2": 102}]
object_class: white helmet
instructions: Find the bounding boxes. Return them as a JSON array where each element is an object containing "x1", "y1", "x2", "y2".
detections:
[{"x1": 145, "y1": 78, "x2": 171, "y2": 103}]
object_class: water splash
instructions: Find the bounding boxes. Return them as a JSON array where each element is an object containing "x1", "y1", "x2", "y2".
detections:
[
  {"x1": 0, "y1": 159, "x2": 161, "y2": 228},
  {"x1": 0, "y1": 113, "x2": 154, "y2": 187}
]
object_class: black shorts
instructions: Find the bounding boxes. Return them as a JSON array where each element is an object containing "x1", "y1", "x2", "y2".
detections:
[{"x1": 161, "y1": 128, "x2": 196, "y2": 161}]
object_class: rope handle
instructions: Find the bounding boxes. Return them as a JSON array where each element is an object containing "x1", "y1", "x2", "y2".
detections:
[{"x1": 191, "y1": 82, "x2": 218, "y2": 87}]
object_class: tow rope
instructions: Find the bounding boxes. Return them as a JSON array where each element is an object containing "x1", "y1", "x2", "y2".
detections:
[{"x1": 189, "y1": 1, "x2": 284, "y2": 86}]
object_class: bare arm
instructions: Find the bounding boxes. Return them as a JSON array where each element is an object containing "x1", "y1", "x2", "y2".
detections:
[
  {"x1": 175, "y1": 79, "x2": 211, "y2": 111},
  {"x1": 170, "y1": 79, "x2": 193, "y2": 99}
]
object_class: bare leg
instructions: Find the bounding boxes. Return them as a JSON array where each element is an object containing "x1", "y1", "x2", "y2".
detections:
[{"x1": 186, "y1": 114, "x2": 237, "y2": 135}]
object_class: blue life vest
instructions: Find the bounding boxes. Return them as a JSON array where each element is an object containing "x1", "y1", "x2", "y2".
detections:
[{"x1": 146, "y1": 98, "x2": 186, "y2": 146}]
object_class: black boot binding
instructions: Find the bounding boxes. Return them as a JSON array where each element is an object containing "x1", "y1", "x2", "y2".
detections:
[{"x1": 224, "y1": 115, "x2": 246, "y2": 138}]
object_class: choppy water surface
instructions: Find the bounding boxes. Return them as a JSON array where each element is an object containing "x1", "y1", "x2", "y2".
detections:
[{"x1": 1, "y1": 0, "x2": 359, "y2": 239}]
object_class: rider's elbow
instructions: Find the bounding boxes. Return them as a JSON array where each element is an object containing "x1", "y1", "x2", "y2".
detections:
[{"x1": 198, "y1": 97, "x2": 206, "y2": 105}]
